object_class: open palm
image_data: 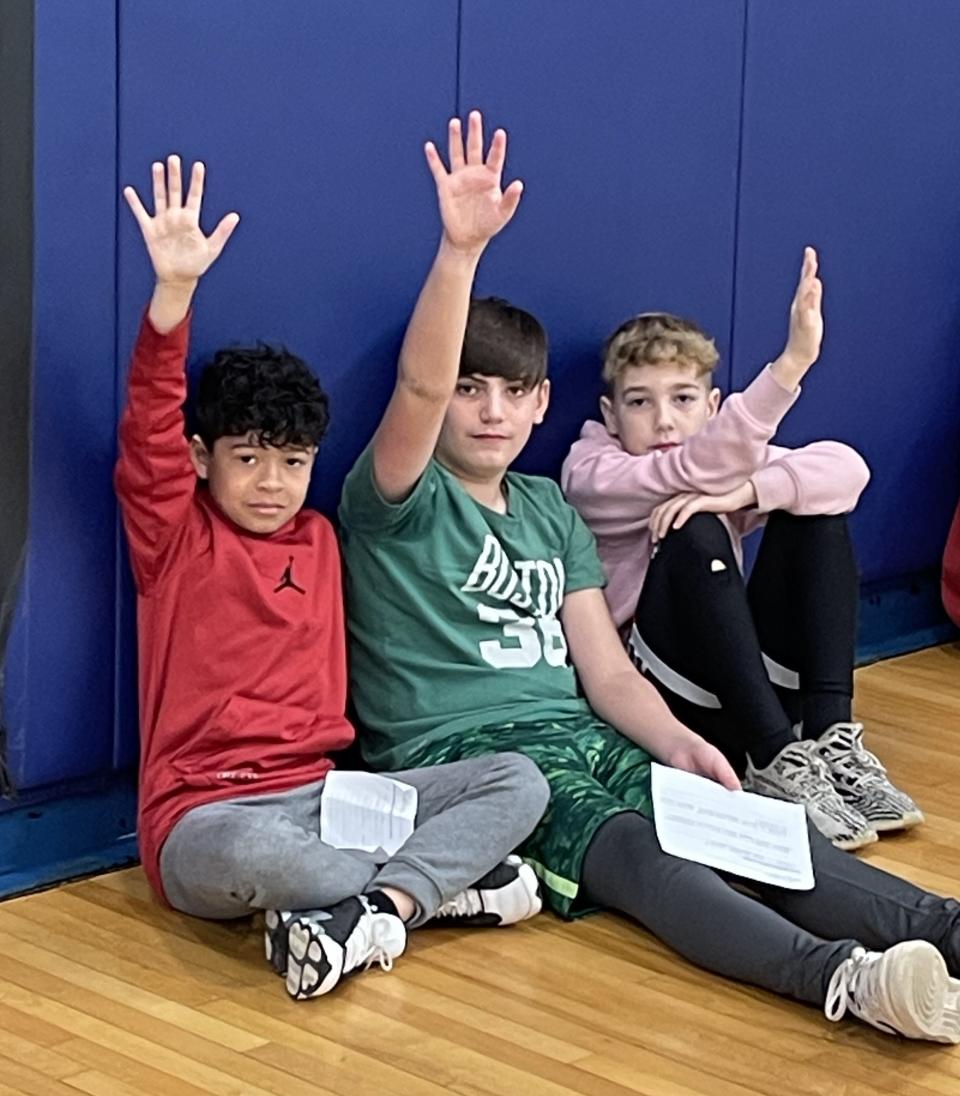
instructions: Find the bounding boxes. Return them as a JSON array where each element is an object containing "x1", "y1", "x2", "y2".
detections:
[
  {"x1": 426, "y1": 111, "x2": 523, "y2": 254},
  {"x1": 124, "y1": 155, "x2": 239, "y2": 285}
]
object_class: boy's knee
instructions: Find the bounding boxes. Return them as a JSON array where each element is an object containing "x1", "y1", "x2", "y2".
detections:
[
  {"x1": 659, "y1": 512, "x2": 736, "y2": 570},
  {"x1": 668, "y1": 512, "x2": 730, "y2": 551},
  {"x1": 494, "y1": 751, "x2": 551, "y2": 816}
]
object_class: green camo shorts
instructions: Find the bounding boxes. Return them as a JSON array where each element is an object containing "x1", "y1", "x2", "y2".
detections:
[{"x1": 404, "y1": 717, "x2": 653, "y2": 918}]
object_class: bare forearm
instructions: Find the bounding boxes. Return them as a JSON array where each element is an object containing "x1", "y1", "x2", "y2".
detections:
[
  {"x1": 148, "y1": 280, "x2": 197, "y2": 334},
  {"x1": 584, "y1": 669, "x2": 702, "y2": 761},
  {"x1": 397, "y1": 239, "x2": 481, "y2": 401}
]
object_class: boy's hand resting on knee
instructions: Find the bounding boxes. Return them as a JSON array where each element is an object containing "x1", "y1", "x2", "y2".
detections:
[
  {"x1": 770, "y1": 246, "x2": 824, "y2": 392},
  {"x1": 650, "y1": 481, "x2": 758, "y2": 542},
  {"x1": 123, "y1": 154, "x2": 240, "y2": 333}
]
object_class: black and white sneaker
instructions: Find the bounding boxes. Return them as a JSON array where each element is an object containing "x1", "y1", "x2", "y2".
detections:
[
  {"x1": 432, "y1": 855, "x2": 542, "y2": 927},
  {"x1": 743, "y1": 740, "x2": 876, "y2": 850},
  {"x1": 285, "y1": 893, "x2": 407, "y2": 1001},
  {"x1": 812, "y1": 723, "x2": 924, "y2": 832}
]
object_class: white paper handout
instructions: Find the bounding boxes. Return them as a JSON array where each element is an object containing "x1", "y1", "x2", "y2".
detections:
[
  {"x1": 650, "y1": 763, "x2": 814, "y2": 890},
  {"x1": 320, "y1": 771, "x2": 418, "y2": 859}
]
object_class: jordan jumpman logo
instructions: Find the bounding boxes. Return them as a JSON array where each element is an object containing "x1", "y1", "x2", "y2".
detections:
[{"x1": 274, "y1": 556, "x2": 306, "y2": 595}]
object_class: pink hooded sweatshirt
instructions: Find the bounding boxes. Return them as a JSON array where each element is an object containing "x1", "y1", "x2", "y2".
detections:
[{"x1": 561, "y1": 365, "x2": 871, "y2": 629}]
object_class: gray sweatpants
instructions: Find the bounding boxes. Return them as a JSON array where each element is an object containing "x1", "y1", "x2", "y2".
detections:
[{"x1": 159, "y1": 752, "x2": 549, "y2": 928}]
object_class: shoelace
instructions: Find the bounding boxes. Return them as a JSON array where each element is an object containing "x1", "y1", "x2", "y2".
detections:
[
  {"x1": 822, "y1": 725, "x2": 892, "y2": 787},
  {"x1": 342, "y1": 896, "x2": 398, "y2": 975},
  {"x1": 434, "y1": 890, "x2": 482, "y2": 919},
  {"x1": 824, "y1": 947, "x2": 895, "y2": 1031},
  {"x1": 777, "y1": 744, "x2": 834, "y2": 796}
]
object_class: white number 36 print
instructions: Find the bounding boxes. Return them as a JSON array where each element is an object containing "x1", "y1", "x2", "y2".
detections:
[{"x1": 476, "y1": 603, "x2": 568, "y2": 669}]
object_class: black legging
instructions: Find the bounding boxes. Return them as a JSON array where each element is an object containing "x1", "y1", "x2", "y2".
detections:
[
  {"x1": 633, "y1": 511, "x2": 857, "y2": 769},
  {"x1": 581, "y1": 811, "x2": 960, "y2": 1006}
]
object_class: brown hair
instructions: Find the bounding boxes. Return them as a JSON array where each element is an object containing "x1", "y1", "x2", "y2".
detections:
[{"x1": 460, "y1": 297, "x2": 548, "y2": 386}]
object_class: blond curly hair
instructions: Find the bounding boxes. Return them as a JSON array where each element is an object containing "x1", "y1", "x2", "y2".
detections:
[{"x1": 602, "y1": 312, "x2": 718, "y2": 392}]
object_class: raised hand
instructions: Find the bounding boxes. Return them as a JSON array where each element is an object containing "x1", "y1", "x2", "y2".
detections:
[
  {"x1": 772, "y1": 246, "x2": 824, "y2": 390},
  {"x1": 649, "y1": 481, "x2": 757, "y2": 542},
  {"x1": 786, "y1": 246, "x2": 824, "y2": 367},
  {"x1": 123, "y1": 155, "x2": 239, "y2": 287},
  {"x1": 424, "y1": 110, "x2": 524, "y2": 256}
]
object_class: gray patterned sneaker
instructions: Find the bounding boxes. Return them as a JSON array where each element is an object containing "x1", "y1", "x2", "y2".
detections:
[
  {"x1": 744, "y1": 740, "x2": 877, "y2": 850},
  {"x1": 812, "y1": 722, "x2": 924, "y2": 833},
  {"x1": 432, "y1": 856, "x2": 542, "y2": 927},
  {"x1": 285, "y1": 893, "x2": 406, "y2": 1001},
  {"x1": 825, "y1": 941, "x2": 960, "y2": 1043}
]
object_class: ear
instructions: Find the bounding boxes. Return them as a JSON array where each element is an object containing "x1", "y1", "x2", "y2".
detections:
[
  {"x1": 532, "y1": 378, "x2": 551, "y2": 425},
  {"x1": 706, "y1": 387, "x2": 721, "y2": 418},
  {"x1": 189, "y1": 435, "x2": 212, "y2": 479},
  {"x1": 600, "y1": 394, "x2": 618, "y2": 436}
]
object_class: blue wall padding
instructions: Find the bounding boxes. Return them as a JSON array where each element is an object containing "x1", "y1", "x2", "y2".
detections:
[
  {"x1": 459, "y1": 0, "x2": 747, "y2": 473},
  {"x1": 116, "y1": 0, "x2": 459, "y2": 515},
  {"x1": 111, "y1": 1, "x2": 460, "y2": 778},
  {"x1": 4, "y1": 0, "x2": 118, "y2": 790},
  {"x1": 7, "y1": 1, "x2": 960, "y2": 806},
  {"x1": 731, "y1": 2, "x2": 960, "y2": 582}
]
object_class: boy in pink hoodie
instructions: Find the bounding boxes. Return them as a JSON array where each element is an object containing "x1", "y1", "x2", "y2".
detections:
[{"x1": 562, "y1": 249, "x2": 921, "y2": 850}]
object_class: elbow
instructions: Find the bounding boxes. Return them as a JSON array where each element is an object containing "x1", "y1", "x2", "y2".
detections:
[
  {"x1": 836, "y1": 445, "x2": 871, "y2": 507},
  {"x1": 852, "y1": 450, "x2": 871, "y2": 498},
  {"x1": 395, "y1": 370, "x2": 455, "y2": 408}
]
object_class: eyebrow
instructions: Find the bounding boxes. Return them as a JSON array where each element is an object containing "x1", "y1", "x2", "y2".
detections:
[
  {"x1": 621, "y1": 383, "x2": 701, "y2": 397},
  {"x1": 228, "y1": 441, "x2": 311, "y2": 453},
  {"x1": 462, "y1": 374, "x2": 534, "y2": 390}
]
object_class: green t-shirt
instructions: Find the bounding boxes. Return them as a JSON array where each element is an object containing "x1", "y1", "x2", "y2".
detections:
[{"x1": 339, "y1": 447, "x2": 606, "y2": 770}]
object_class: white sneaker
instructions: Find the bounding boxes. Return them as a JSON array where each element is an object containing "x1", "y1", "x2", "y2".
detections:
[
  {"x1": 433, "y1": 855, "x2": 542, "y2": 927},
  {"x1": 812, "y1": 723, "x2": 924, "y2": 832},
  {"x1": 744, "y1": 740, "x2": 876, "y2": 850},
  {"x1": 285, "y1": 894, "x2": 407, "y2": 1001},
  {"x1": 825, "y1": 941, "x2": 960, "y2": 1043}
]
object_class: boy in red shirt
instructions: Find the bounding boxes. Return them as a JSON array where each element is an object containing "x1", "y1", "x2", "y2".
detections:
[{"x1": 116, "y1": 155, "x2": 548, "y2": 1000}]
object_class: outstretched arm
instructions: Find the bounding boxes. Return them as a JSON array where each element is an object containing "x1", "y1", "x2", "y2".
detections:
[
  {"x1": 372, "y1": 111, "x2": 524, "y2": 502},
  {"x1": 116, "y1": 156, "x2": 239, "y2": 589},
  {"x1": 561, "y1": 587, "x2": 740, "y2": 789},
  {"x1": 123, "y1": 154, "x2": 239, "y2": 333}
]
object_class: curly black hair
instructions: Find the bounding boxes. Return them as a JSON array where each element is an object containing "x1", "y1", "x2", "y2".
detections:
[{"x1": 192, "y1": 344, "x2": 330, "y2": 449}]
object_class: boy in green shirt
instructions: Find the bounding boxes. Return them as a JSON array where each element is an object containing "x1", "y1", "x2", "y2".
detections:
[{"x1": 341, "y1": 111, "x2": 960, "y2": 1042}]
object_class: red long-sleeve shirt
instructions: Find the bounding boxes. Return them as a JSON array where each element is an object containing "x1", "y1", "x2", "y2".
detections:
[{"x1": 115, "y1": 313, "x2": 353, "y2": 902}]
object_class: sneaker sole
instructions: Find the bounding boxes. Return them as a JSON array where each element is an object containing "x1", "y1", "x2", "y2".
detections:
[
  {"x1": 264, "y1": 910, "x2": 288, "y2": 977},
  {"x1": 883, "y1": 942, "x2": 960, "y2": 1044},
  {"x1": 285, "y1": 920, "x2": 344, "y2": 1001},
  {"x1": 831, "y1": 828, "x2": 879, "y2": 852},
  {"x1": 867, "y1": 810, "x2": 925, "y2": 834}
]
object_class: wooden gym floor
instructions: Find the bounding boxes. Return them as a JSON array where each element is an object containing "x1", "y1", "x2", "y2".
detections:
[{"x1": 2, "y1": 645, "x2": 960, "y2": 1096}]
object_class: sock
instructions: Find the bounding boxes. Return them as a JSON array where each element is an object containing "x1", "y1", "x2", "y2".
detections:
[
  {"x1": 801, "y1": 694, "x2": 854, "y2": 741},
  {"x1": 748, "y1": 725, "x2": 797, "y2": 770},
  {"x1": 363, "y1": 889, "x2": 400, "y2": 919}
]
